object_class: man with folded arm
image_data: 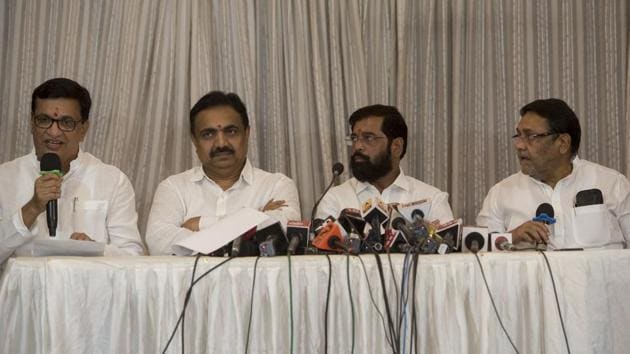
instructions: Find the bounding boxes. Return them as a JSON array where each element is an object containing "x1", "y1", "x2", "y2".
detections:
[{"x1": 146, "y1": 91, "x2": 301, "y2": 255}]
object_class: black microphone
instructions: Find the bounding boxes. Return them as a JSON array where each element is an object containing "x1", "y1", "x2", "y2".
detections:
[
  {"x1": 309, "y1": 162, "x2": 344, "y2": 237},
  {"x1": 286, "y1": 220, "x2": 311, "y2": 255},
  {"x1": 231, "y1": 235, "x2": 259, "y2": 257},
  {"x1": 256, "y1": 222, "x2": 287, "y2": 257},
  {"x1": 465, "y1": 231, "x2": 485, "y2": 253},
  {"x1": 40, "y1": 153, "x2": 61, "y2": 237},
  {"x1": 533, "y1": 203, "x2": 556, "y2": 224}
]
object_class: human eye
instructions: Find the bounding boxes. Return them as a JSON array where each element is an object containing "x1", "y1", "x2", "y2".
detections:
[
  {"x1": 224, "y1": 127, "x2": 239, "y2": 136},
  {"x1": 200, "y1": 129, "x2": 216, "y2": 139},
  {"x1": 35, "y1": 115, "x2": 52, "y2": 126},
  {"x1": 363, "y1": 134, "x2": 377, "y2": 143},
  {"x1": 60, "y1": 117, "x2": 77, "y2": 130}
]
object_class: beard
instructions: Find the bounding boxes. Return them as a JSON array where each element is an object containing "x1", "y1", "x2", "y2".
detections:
[{"x1": 350, "y1": 147, "x2": 392, "y2": 183}]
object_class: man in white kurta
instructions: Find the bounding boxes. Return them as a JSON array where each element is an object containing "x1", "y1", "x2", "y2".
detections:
[
  {"x1": 146, "y1": 91, "x2": 300, "y2": 255},
  {"x1": 316, "y1": 104, "x2": 454, "y2": 224},
  {"x1": 0, "y1": 78, "x2": 144, "y2": 265},
  {"x1": 476, "y1": 98, "x2": 630, "y2": 249}
]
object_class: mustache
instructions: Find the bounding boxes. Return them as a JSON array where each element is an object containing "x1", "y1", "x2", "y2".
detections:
[
  {"x1": 351, "y1": 152, "x2": 369, "y2": 161},
  {"x1": 210, "y1": 146, "x2": 235, "y2": 157}
]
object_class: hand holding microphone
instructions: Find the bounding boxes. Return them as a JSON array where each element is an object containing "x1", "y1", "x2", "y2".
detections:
[
  {"x1": 21, "y1": 153, "x2": 62, "y2": 234},
  {"x1": 509, "y1": 203, "x2": 556, "y2": 244}
]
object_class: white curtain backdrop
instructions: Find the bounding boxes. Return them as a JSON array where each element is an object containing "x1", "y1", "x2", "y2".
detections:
[{"x1": 1, "y1": 0, "x2": 628, "y2": 237}]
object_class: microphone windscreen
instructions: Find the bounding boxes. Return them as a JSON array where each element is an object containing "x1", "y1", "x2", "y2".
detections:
[
  {"x1": 535, "y1": 203, "x2": 554, "y2": 218},
  {"x1": 465, "y1": 231, "x2": 485, "y2": 252},
  {"x1": 391, "y1": 217, "x2": 407, "y2": 231},
  {"x1": 40, "y1": 153, "x2": 61, "y2": 172},
  {"x1": 332, "y1": 162, "x2": 344, "y2": 176}
]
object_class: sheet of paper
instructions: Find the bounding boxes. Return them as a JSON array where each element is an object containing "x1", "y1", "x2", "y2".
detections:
[
  {"x1": 15, "y1": 238, "x2": 105, "y2": 257},
  {"x1": 172, "y1": 208, "x2": 270, "y2": 256}
]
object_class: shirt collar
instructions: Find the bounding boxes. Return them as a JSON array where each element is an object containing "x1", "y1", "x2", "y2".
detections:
[
  {"x1": 29, "y1": 148, "x2": 85, "y2": 176},
  {"x1": 523, "y1": 155, "x2": 582, "y2": 186},
  {"x1": 353, "y1": 168, "x2": 410, "y2": 193},
  {"x1": 190, "y1": 158, "x2": 254, "y2": 187}
]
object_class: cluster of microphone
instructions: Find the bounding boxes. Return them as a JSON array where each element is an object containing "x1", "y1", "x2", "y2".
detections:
[{"x1": 310, "y1": 203, "x2": 461, "y2": 255}]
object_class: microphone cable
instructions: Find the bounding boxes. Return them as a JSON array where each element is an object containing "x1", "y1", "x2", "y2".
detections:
[
  {"x1": 409, "y1": 252, "x2": 420, "y2": 354},
  {"x1": 244, "y1": 256, "x2": 262, "y2": 354},
  {"x1": 538, "y1": 250, "x2": 571, "y2": 354},
  {"x1": 398, "y1": 251, "x2": 413, "y2": 354},
  {"x1": 162, "y1": 253, "x2": 201, "y2": 354},
  {"x1": 288, "y1": 253, "x2": 295, "y2": 354},
  {"x1": 162, "y1": 255, "x2": 233, "y2": 354},
  {"x1": 181, "y1": 254, "x2": 202, "y2": 354},
  {"x1": 373, "y1": 253, "x2": 400, "y2": 353},
  {"x1": 387, "y1": 251, "x2": 401, "y2": 321},
  {"x1": 473, "y1": 253, "x2": 519, "y2": 354},
  {"x1": 357, "y1": 254, "x2": 396, "y2": 352},
  {"x1": 324, "y1": 254, "x2": 332, "y2": 354},
  {"x1": 346, "y1": 253, "x2": 356, "y2": 354}
]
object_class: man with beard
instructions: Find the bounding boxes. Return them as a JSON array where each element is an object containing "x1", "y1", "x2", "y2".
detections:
[
  {"x1": 145, "y1": 91, "x2": 301, "y2": 255},
  {"x1": 476, "y1": 98, "x2": 630, "y2": 249},
  {"x1": 316, "y1": 104, "x2": 454, "y2": 224}
]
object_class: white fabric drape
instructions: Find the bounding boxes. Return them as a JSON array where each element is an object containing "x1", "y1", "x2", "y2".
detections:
[
  {"x1": 0, "y1": 0, "x2": 627, "y2": 236},
  {"x1": 2, "y1": 252, "x2": 630, "y2": 353}
]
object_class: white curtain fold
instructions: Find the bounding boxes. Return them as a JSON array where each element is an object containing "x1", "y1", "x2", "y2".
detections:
[{"x1": 0, "y1": 0, "x2": 627, "y2": 236}]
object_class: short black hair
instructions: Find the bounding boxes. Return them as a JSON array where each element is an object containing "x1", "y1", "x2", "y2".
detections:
[
  {"x1": 349, "y1": 104, "x2": 408, "y2": 158},
  {"x1": 31, "y1": 78, "x2": 92, "y2": 120},
  {"x1": 520, "y1": 98, "x2": 581, "y2": 156},
  {"x1": 190, "y1": 91, "x2": 249, "y2": 134}
]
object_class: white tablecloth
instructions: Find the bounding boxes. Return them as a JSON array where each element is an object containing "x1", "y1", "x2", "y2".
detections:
[{"x1": 1, "y1": 251, "x2": 629, "y2": 353}]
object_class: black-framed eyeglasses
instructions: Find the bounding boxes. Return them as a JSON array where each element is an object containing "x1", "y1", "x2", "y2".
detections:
[
  {"x1": 511, "y1": 131, "x2": 558, "y2": 143},
  {"x1": 345, "y1": 133, "x2": 388, "y2": 146},
  {"x1": 33, "y1": 114, "x2": 84, "y2": 132}
]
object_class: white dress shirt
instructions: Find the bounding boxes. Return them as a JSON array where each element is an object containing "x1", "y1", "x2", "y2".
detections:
[
  {"x1": 316, "y1": 169, "x2": 454, "y2": 223},
  {"x1": 145, "y1": 159, "x2": 301, "y2": 255},
  {"x1": 0, "y1": 150, "x2": 145, "y2": 264},
  {"x1": 476, "y1": 157, "x2": 630, "y2": 249}
]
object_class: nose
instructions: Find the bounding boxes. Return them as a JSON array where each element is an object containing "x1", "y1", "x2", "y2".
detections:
[
  {"x1": 352, "y1": 139, "x2": 366, "y2": 153},
  {"x1": 46, "y1": 120, "x2": 63, "y2": 136},
  {"x1": 214, "y1": 130, "x2": 228, "y2": 147}
]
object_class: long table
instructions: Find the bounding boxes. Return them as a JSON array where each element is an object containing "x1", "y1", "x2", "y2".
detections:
[{"x1": 1, "y1": 250, "x2": 629, "y2": 353}]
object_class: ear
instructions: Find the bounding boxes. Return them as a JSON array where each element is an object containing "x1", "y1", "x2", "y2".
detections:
[
  {"x1": 78, "y1": 120, "x2": 90, "y2": 142},
  {"x1": 557, "y1": 133, "x2": 572, "y2": 155},
  {"x1": 391, "y1": 137, "x2": 404, "y2": 159}
]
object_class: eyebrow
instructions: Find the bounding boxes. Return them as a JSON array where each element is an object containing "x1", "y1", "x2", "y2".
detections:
[
  {"x1": 34, "y1": 114, "x2": 78, "y2": 120},
  {"x1": 198, "y1": 124, "x2": 240, "y2": 134}
]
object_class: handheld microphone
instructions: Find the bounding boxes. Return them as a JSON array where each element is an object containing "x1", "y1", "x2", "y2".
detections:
[
  {"x1": 533, "y1": 203, "x2": 556, "y2": 224},
  {"x1": 40, "y1": 153, "x2": 61, "y2": 237},
  {"x1": 309, "y1": 163, "x2": 344, "y2": 238}
]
